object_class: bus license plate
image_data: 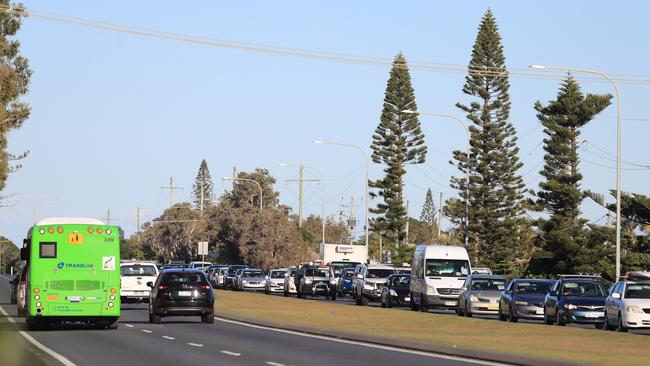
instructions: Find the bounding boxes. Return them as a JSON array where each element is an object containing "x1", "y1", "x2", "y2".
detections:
[
  {"x1": 178, "y1": 291, "x2": 192, "y2": 297},
  {"x1": 67, "y1": 296, "x2": 84, "y2": 302}
]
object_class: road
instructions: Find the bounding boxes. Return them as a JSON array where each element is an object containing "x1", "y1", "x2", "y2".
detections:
[{"x1": 0, "y1": 276, "x2": 507, "y2": 366}]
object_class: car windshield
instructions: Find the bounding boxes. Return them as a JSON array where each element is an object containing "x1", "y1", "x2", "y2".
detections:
[
  {"x1": 515, "y1": 281, "x2": 553, "y2": 295},
  {"x1": 561, "y1": 281, "x2": 607, "y2": 297},
  {"x1": 228, "y1": 266, "x2": 247, "y2": 275},
  {"x1": 367, "y1": 269, "x2": 395, "y2": 279},
  {"x1": 161, "y1": 272, "x2": 208, "y2": 285},
  {"x1": 306, "y1": 268, "x2": 331, "y2": 277},
  {"x1": 625, "y1": 283, "x2": 650, "y2": 299},
  {"x1": 242, "y1": 270, "x2": 263, "y2": 277},
  {"x1": 331, "y1": 262, "x2": 359, "y2": 276},
  {"x1": 470, "y1": 278, "x2": 507, "y2": 291},
  {"x1": 425, "y1": 259, "x2": 470, "y2": 277},
  {"x1": 397, "y1": 268, "x2": 411, "y2": 274},
  {"x1": 270, "y1": 271, "x2": 286, "y2": 279},
  {"x1": 343, "y1": 268, "x2": 355, "y2": 277},
  {"x1": 121, "y1": 265, "x2": 157, "y2": 277},
  {"x1": 389, "y1": 275, "x2": 410, "y2": 286}
]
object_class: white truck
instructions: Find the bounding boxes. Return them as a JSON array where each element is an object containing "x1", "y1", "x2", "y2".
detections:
[
  {"x1": 410, "y1": 244, "x2": 471, "y2": 311},
  {"x1": 120, "y1": 261, "x2": 159, "y2": 303},
  {"x1": 318, "y1": 243, "x2": 368, "y2": 265}
]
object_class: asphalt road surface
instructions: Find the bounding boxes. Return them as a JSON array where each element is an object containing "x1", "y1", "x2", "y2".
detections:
[{"x1": 0, "y1": 276, "x2": 508, "y2": 366}]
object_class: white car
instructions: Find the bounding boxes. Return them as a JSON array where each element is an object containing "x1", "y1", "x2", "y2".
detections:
[
  {"x1": 120, "y1": 262, "x2": 159, "y2": 303},
  {"x1": 188, "y1": 261, "x2": 212, "y2": 270},
  {"x1": 265, "y1": 269, "x2": 287, "y2": 294},
  {"x1": 283, "y1": 267, "x2": 297, "y2": 296},
  {"x1": 605, "y1": 272, "x2": 650, "y2": 332},
  {"x1": 353, "y1": 263, "x2": 397, "y2": 306}
]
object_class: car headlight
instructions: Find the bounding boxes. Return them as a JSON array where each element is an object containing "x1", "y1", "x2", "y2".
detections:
[
  {"x1": 389, "y1": 289, "x2": 398, "y2": 297},
  {"x1": 563, "y1": 304, "x2": 577, "y2": 310},
  {"x1": 363, "y1": 284, "x2": 374, "y2": 290},
  {"x1": 426, "y1": 284, "x2": 436, "y2": 294},
  {"x1": 330, "y1": 279, "x2": 337, "y2": 285},
  {"x1": 242, "y1": 280, "x2": 248, "y2": 284},
  {"x1": 626, "y1": 305, "x2": 644, "y2": 313},
  {"x1": 304, "y1": 278, "x2": 312, "y2": 285},
  {"x1": 469, "y1": 295, "x2": 479, "y2": 302},
  {"x1": 514, "y1": 300, "x2": 528, "y2": 306}
]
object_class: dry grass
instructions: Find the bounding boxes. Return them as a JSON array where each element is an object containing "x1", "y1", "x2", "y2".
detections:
[{"x1": 214, "y1": 290, "x2": 650, "y2": 366}]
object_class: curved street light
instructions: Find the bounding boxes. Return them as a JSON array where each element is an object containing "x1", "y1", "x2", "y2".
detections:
[{"x1": 530, "y1": 64, "x2": 622, "y2": 280}]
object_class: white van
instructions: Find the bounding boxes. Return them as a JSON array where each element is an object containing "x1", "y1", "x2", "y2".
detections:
[
  {"x1": 120, "y1": 261, "x2": 159, "y2": 303},
  {"x1": 410, "y1": 244, "x2": 471, "y2": 311}
]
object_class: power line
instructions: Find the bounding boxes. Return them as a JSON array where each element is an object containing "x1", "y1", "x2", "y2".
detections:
[{"x1": 3, "y1": 5, "x2": 650, "y2": 85}]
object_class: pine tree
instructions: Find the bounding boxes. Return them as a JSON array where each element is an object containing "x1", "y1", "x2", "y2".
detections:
[
  {"x1": 370, "y1": 53, "x2": 427, "y2": 247},
  {"x1": 0, "y1": 1, "x2": 31, "y2": 192},
  {"x1": 192, "y1": 159, "x2": 214, "y2": 212},
  {"x1": 446, "y1": 9, "x2": 526, "y2": 271},
  {"x1": 419, "y1": 188, "x2": 436, "y2": 225},
  {"x1": 528, "y1": 76, "x2": 611, "y2": 275}
]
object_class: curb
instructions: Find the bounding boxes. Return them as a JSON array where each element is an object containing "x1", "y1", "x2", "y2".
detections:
[{"x1": 214, "y1": 310, "x2": 587, "y2": 366}]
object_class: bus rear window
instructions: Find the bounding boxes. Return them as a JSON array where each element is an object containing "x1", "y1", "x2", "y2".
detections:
[{"x1": 39, "y1": 242, "x2": 57, "y2": 258}]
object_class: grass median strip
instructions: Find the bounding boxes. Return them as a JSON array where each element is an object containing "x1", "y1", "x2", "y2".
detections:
[{"x1": 213, "y1": 290, "x2": 648, "y2": 366}]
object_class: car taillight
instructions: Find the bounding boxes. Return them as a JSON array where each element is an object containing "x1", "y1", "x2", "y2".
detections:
[{"x1": 158, "y1": 285, "x2": 168, "y2": 290}]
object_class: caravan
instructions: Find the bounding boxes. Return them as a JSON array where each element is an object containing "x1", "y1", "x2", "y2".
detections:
[{"x1": 410, "y1": 244, "x2": 471, "y2": 311}]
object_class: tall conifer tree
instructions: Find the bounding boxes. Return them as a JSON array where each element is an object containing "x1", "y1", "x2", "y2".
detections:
[
  {"x1": 420, "y1": 188, "x2": 436, "y2": 225},
  {"x1": 192, "y1": 159, "x2": 214, "y2": 212},
  {"x1": 528, "y1": 77, "x2": 611, "y2": 275},
  {"x1": 446, "y1": 9, "x2": 525, "y2": 271},
  {"x1": 370, "y1": 53, "x2": 427, "y2": 247}
]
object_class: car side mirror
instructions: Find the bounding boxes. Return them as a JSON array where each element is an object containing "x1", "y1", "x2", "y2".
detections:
[
  {"x1": 612, "y1": 292, "x2": 621, "y2": 299},
  {"x1": 20, "y1": 247, "x2": 27, "y2": 261},
  {"x1": 505, "y1": 290, "x2": 512, "y2": 295},
  {"x1": 146, "y1": 282, "x2": 154, "y2": 288}
]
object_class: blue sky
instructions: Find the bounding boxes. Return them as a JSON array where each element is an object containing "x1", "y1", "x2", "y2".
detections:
[{"x1": 2, "y1": 1, "x2": 649, "y2": 246}]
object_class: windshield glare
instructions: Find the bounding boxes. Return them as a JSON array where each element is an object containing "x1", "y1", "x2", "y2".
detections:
[
  {"x1": 306, "y1": 268, "x2": 331, "y2": 277},
  {"x1": 242, "y1": 270, "x2": 263, "y2": 277},
  {"x1": 389, "y1": 275, "x2": 410, "y2": 286},
  {"x1": 121, "y1": 265, "x2": 157, "y2": 277},
  {"x1": 161, "y1": 272, "x2": 208, "y2": 285},
  {"x1": 515, "y1": 281, "x2": 552, "y2": 295},
  {"x1": 471, "y1": 278, "x2": 507, "y2": 291},
  {"x1": 561, "y1": 281, "x2": 607, "y2": 297},
  {"x1": 367, "y1": 269, "x2": 396, "y2": 279},
  {"x1": 426, "y1": 259, "x2": 470, "y2": 277},
  {"x1": 625, "y1": 284, "x2": 650, "y2": 299},
  {"x1": 270, "y1": 271, "x2": 286, "y2": 279}
]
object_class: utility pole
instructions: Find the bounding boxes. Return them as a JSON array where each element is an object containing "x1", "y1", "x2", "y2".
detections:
[
  {"x1": 160, "y1": 177, "x2": 183, "y2": 208},
  {"x1": 341, "y1": 197, "x2": 357, "y2": 245},
  {"x1": 105, "y1": 209, "x2": 111, "y2": 225},
  {"x1": 438, "y1": 192, "x2": 443, "y2": 239},
  {"x1": 136, "y1": 207, "x2": 141, "y2": 242},
  {"x1": 285, "y1": 164, "x2": 319, "y2": 227}
]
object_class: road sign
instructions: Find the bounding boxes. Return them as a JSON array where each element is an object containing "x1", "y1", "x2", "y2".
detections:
[{"x1": 198, "y1": 241, "x2": 209, "y2": 256}]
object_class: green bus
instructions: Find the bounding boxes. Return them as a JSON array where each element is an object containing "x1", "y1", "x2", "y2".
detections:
[{"x1": 20, "y1": 218, "x2": 121, "y2": 329}]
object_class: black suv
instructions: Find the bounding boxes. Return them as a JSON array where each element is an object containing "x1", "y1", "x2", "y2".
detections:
[
  {"x1": 295, "y1": 265, "x2": 337, "y2": 300},
  {"x1": 147, "y1": 269, "x2": 215, "y2": 324},
  {"x1": 543, "y1": 277, "x2": 607, "y2": 328}
]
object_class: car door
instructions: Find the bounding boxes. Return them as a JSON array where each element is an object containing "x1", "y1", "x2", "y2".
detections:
[
  {"x1": 458, "y1": 276, "x2": 471, "y2": 311},
  {"x1": 500, "y1": 280, "x2": 514, "y2": 315},
  {"x1": 607, "y1": 282, "x2": 623, "y2": 323},
  {"x1": 545, "y1": 280, "x2": 560, "y2": 317}
]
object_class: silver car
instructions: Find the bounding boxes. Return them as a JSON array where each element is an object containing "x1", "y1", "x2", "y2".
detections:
[
  {"x1": 236, "y1": 269, "x2": 266, "y2": 291},
  {"x1": 265, "y1": 269, "x2": 287, "y2": 294},
  {"x1": 457, "y1": 274, "x2": 508, "y2": 317},
  {"x1": 283, "y1": 267, "x2": 297, "y2": 296}
]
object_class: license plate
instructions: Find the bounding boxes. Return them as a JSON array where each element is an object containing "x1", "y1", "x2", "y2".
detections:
[
  {"x1": 177, "y1": 291, "x2": 192, "y2": 296},
  {"x1": 488, "y1": 305, "x2": 499, "y2": 310},
  {"x1": 445, "y1": 301, "x2": 457, "y2": 306},
  {"x1": 536, "y1": 309, "x2": 544, "y2": 315},
  {"x1": 67, "y1": 296, "x2": 84, "y2": 302},
  {"x1": 405, "y1": 297, "x2": 411, "y2": 302},
  {"x1": 585, "y1": 312, "x2": 601, "y2": 318}
]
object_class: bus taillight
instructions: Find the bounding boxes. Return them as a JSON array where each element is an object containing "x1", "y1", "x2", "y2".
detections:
[
  {"x1": 57, "y1": 227, "x2": 64, "y2": 233},
  {"x1": 87, "y1": 227, "x2": 94, "y2": 234},
  {"x1": 34, "y1": 287, "x2": 40, "y2": 293}
]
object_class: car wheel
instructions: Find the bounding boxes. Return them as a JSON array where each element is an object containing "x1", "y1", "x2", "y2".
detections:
[
  {"x1": 410, "y1": 292, "x2": 420, "y2": 311},
  {"x1": 151, "y1": 313, "x2": 161, "y2": 324},
  {"x1": 331, "y1": 294, "x2": 337, "y2": 301},
  {"x1": 283, "y1": 290, "x2": 289, "y2": 297},
  {"x1": 604, "y1": 311, "x2": 616, "y2": 331},
  {"x1": 419, "y1": 295, "x2": 427, "y2": 313},
  {"x1": 360, "y1": 294, "x2": 368, "y2": 306},
  {"x1": 544, "y1": 309, "x2": 554, "y2": 325},
  {"x1": 498, "y1": 304, "x2": 506, "y2": 321},
  {"x1": 202, "y1": 311, "x2": 214, "y2": 324},
  {"x1": 464, "y1": 302, "x2": 472, "y2": 317},
  {"x1": 386, "y1": 295, "x2": 392, "y2": 309},
  {"x1": 555, "y1": 310, "x2": 565, "y2": 326},
  {"x1": 617, "y1": 313, "x2": 628, "y2": 332},
  {"x1": 380, "y1": 293, "x2": 386, "y2": 308},
  {"x1": 508, "y1": 305, "x2": 518, "y2": 323}
]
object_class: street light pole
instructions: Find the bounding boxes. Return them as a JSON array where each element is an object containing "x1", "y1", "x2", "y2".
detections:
[
  {"x1": 280, "y1": 163, "x2": 326, "y2": 245},
  {"x1": 222, "y1": 177, "x2": 263, "y2": 211},
  {"x1": 530, "y1": 64, "x2": 622, "y2": 280},
  {"x1": 403, "y1": 110, "x2": 470, "y2": 249},
  {"x1": 313, "y1": 140, "x2": 369, "y2": 248}
]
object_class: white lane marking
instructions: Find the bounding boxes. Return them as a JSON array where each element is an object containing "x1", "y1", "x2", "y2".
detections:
[
  {"x1": 266, "y1": 362, "x2": 286, "y2": 366},
  {"x1": 162, "y1": 336, "x2": 175, "y2": 340},
  {"x1": 215, "y1": 317, "x2": 510, "y2": 366},
  {"x1": 140, "y1": 329, "x2": 152, "y2": 333},
  {"x1": 0, "y1": 305, "x2": 78, "y2": 366},
  {"x1": 124, "y1": 324, "x2": 134, "y2": 328},
  {"x1": 0, "y1": 274, "x2": 13, "y2": 280},
  {"x1": 187, "y1": 342, "x2": 203, "y2": 347},
  {"x1": 220, "y1": 350, "x2": 241, "y2": 356}
]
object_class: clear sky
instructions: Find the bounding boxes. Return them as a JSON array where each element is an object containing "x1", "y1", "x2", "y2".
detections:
[{"x1": 2, "y1": 1, "x2": 649, "y2": 246}]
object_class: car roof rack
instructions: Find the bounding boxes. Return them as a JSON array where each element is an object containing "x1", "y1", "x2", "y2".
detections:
[
  {"x1": 622, "y1": 272, "x2": 650, "y2": 281},
  {"x1": 557, "y1": 274, "x2": 602, "y2": 279}
]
